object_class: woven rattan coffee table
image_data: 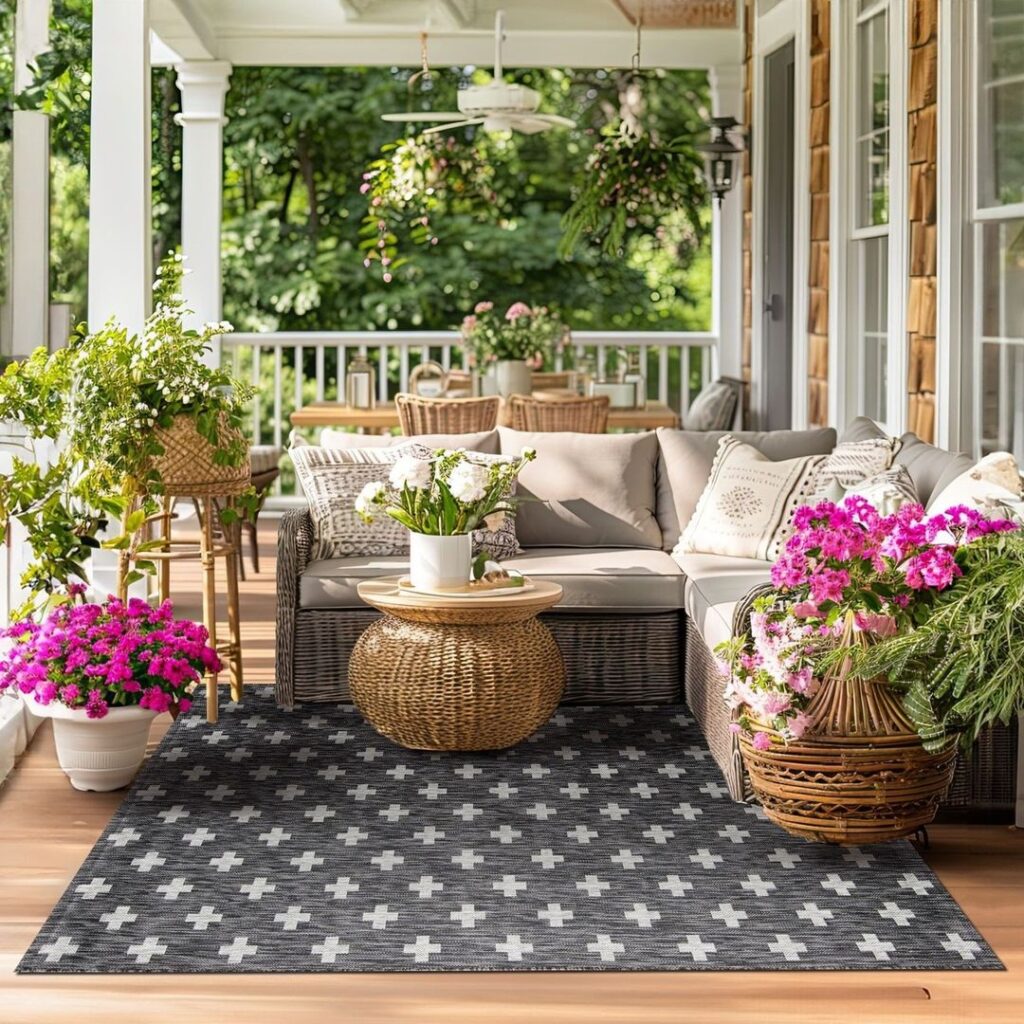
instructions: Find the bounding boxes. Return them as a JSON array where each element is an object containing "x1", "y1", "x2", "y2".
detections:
[{"x1": 350, "y1": 577, "x2": 565, "y2": 751}]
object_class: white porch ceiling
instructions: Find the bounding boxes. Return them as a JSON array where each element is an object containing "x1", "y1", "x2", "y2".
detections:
[{"x1": 150, "y1": 0, "x2": 742, "y2": 69}]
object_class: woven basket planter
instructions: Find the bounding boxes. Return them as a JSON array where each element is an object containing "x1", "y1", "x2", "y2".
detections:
[
  {"x1": 740, "y1": 672, "x2": 957, "y2": 845},
  {"x1": 151, "y1": 414, "x2": 250, "y2": 497}
]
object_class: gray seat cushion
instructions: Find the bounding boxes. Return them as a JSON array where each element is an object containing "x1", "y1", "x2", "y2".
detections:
[
  {"x1": 839, "y1": 418, "x2": 974, "y2": 506},
  {"x1": 299, "y1": 548, "x2": 685, "y2": 613},
  {"x1": 674, "y1": 551, "x2": 773, "y2": 651},
  {"x1": 655, "y1": 427, "x2": 838, "y2": 551}
]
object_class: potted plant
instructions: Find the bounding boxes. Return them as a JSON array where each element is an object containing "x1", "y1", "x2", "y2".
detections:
[
  {"x1": 0, "y1": 591, "x2": 219, "y2": 790},
  {"x1": 355, "y1": 447, "x2": 535, "y2": 590},
  {"x1": 718, "y1": 498, "x2": 1018, "y2": 844},
  {"x1": 460, "y1": 301, "x2": 567, "y2": 398},
  {"x1": 0, "y1": 254, "x2": 255, "y2": 610}
]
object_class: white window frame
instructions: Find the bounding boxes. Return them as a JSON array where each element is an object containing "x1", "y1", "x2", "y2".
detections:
[
  {"x1": 965, "y1": 0, "x2": 1024, "y2": 460},
  {"x1": 830, "y1": 0, "x2": 908, "y2": 433}
]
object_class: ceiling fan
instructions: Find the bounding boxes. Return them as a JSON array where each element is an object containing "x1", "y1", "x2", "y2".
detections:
[{"x1": 381, "y1": 9, "x2": 576, "y2": 136}]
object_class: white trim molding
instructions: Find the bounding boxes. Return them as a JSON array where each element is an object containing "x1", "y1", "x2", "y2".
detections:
[{"x1": 750, "y1": 0, "x2": 810, "y2": 430}]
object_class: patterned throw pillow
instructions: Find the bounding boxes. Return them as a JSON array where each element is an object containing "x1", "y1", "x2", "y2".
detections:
[
  {"x1": 682, "y1": 380, "x2": 739, "y2": 432},
  {"x1": 677, "y1": 436, "x2": 829, "y2": 561},
  {"x1": 845, "y1": 465, "x2": 919, "y2": 515},
  {"x1": 290, "y1": 445, "x2": 413, "y2": 558},
  {"x1": 290, "y1": 445, "x2": 522, "y2": 560},
  {"x1": 815, "y1": 436, "x2": 901, "y2": 497}
]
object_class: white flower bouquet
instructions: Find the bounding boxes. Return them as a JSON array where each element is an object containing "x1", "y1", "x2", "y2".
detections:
[{"x1": 355, "y1": 447, "x2": 536, "y2": 536}]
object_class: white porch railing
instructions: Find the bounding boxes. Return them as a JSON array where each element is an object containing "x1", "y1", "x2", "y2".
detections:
[{"x1": 223, "y1": 330, "x2": 718, "y2": 452}]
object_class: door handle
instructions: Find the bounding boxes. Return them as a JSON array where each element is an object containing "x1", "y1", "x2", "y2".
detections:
[{"x1": 763, "y1": 294, "x2": 783, "y2": 320}]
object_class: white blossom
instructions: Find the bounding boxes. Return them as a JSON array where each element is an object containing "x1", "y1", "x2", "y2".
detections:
[
  {"x1": 389, "y1": 455, "x2": 432, "y2": 491},
  {"x1": 354, "y1": 480, "x2": 385, "y2": 518},
  {"x1": 447, "y1": 461, "x2": 489, "y2": 504}
]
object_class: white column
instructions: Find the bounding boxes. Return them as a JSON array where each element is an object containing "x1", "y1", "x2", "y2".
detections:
[
  {"x1": 709, "y1": 65, "x2": 744, "y2": 384},
  {"x1": 86, "y1": 0, "x2": 151, "y2": 600},
  {"x1": 9, "y1": 0, "x2": 51, "y2": 355},
  {"x1": 87, "y1": 0, "x2": 152, "y2": 331},
  {"x1": 175, "y1": 60, "x2": 231, "y2": 365}
]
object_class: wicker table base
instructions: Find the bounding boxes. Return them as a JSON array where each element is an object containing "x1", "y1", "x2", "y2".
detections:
[{"x1": 350, "y1": 578, "x2": 565, "y2": 751}]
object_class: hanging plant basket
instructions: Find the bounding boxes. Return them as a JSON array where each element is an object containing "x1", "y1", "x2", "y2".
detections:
[
  {"x1": 740, "y1": 670, "x2": 957, "y2": 845},
  {"x1": 152, "y1": 413, "x2": 250, "y2": 497}
]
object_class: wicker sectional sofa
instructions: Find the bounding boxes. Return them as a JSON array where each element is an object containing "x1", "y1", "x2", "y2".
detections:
[{"x1": 276, "y1": 420, "x2": 1018, "y2": 819}]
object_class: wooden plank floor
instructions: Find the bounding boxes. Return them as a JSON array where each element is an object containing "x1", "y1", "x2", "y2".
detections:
[{"x1": 1, "y1": 519, "x2": 1022, "y2": 1024}]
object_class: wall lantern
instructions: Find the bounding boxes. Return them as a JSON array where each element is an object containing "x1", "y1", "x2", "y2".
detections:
[{"x1": 698, "y1": 116, "x2": 744, "y2": 206}]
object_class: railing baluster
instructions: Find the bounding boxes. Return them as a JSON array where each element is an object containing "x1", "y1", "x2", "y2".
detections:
[
  {"x1": 250, "y1": 344, "x2": 261, "y2": 444},
  {"x1": 596, "y1": 344, "x2": 606, "y2": 381},
  {"x1": 399, "y1": 345, "x2": 410, "y2": 394},
  {"x1": 441, "y1": 345, "x2": 451, "y2": 371},
  {"x1": 638, "y1": 344, "x2": 648, "y2": 401},
  {"x1": 315, "y1": 345, "x2": 325, "y2": 402},
  {"x1": 273, "y1": 346, "x2": 283, "y2": 452},
  {"x1": 658, "y1": 347, "x2": 669, "y2": 406},
  {"x1": 337, "y1": 345, "x2": 345, "y2": 400},
  {"x1": 377, "y1": 345, "x2": 388, "y2": 404},
  {"x1": 680, "y1": 346, "x2": 692, "y2": 416},
  {"x1": 294, "y1": 344, "x2": 304, "y2": 414}
]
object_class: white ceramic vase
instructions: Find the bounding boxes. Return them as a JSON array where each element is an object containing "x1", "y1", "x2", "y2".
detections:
[
  {"x1": 24, "y1": 695, "x2": 157, "y2": 792},
  {"x1": 495, "y1": 359, "x2": 532, "y2": 398},
  {"x1": 408, "y1": 531, "x2": 472, "y2": 591}
]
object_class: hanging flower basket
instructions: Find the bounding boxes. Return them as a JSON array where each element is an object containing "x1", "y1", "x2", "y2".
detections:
[
  {"x1": 739, "y1": 670, "x2": 957, "y2": 845},
  {"x1": 152, "y1": 413, "x2": 250, "y2": 497}
]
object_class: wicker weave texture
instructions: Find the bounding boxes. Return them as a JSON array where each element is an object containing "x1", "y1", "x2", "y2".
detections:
[
  {"x1": 396, "y1": 393, "x2": 501, "y2": 435},
  {"x1": 508, "y1": 394, "x2": 610, "y2": 433},
  {"x1": 348, "y1": 614, "x2": 565, "y2": 750},
  {"x1": 152, "y1": 414, "x2": 250, "y2": 497}
]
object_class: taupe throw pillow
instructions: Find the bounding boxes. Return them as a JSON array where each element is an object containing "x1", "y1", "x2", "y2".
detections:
[
  {"x1": 678, "y1": 436, "x2": 829, "y2": 561},
  {"x1": 681, "y1": 380, "x2": 738, "y2": 432},
  {"x1": 497, "y1": 427, "x2": 662, "y2": 549}
]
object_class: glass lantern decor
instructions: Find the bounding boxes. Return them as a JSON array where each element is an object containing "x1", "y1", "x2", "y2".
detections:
[
  {"x1": 346, "y1": 353, "x2": 376, "y2": 409},
  {"x1": 697, "y1": 116, "x2": 743, "y2": 206}
]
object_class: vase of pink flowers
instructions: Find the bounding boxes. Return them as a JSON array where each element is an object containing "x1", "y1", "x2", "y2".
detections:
[
  {"x1": 460, "y1": 301, "x2": 567, "y2": 398},
  {"x1": 717, "y1": 498, "x2": 1017, "y2": 843},
  {"x1": 0, "y1": 593, "x2": 220, "y2": 791}
]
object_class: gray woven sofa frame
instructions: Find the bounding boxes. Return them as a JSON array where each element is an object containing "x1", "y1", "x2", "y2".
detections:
[{"x1": 276, "y1": 508, "x2": 1017, "y2": 821}]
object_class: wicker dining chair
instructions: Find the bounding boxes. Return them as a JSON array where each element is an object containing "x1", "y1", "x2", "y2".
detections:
[
  {"x1": 508, "y1": 394, "x2": 610, "y2": 433},
  {"x1": 396, "y1": 393, "x2": 501, "y2": 435}
]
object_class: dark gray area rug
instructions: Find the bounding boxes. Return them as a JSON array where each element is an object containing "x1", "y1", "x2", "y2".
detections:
[{"x1": 19, "y1": 688, "x2": 1000, "y2": 973}]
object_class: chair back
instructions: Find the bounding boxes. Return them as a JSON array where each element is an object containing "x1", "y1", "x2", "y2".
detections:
[
  {"x1": 508, "y1": 394, "x2": 610, "y2": 433},
  {"x1": 396, "y1": 393, "x2": 501, "y2": 436}
]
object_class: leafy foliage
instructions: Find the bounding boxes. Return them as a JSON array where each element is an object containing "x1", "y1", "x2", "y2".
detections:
[{"x1": 847, "y1": 531, "x2": 1024, "y2": 751}]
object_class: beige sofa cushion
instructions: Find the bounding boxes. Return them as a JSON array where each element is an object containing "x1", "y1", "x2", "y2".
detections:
[
  {"x1": 299, "y1": 547, "x2": 685, "y2": 613},
  {"x1": 928, "y1": 452, "x2": 1024, "y2": 514},
  {"x1": 656, "y1": 427, "x2": 837, "y2": 551},
  {"x1": 497, "y1": 428, "x2": 662, "y2": 549},
  {"x1": 674, "y1": 551, "x2": 773, "y2": 651}
]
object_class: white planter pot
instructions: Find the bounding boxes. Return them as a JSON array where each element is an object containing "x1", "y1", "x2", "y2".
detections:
[
  {"x1": 408, "y1": 532, "x2": 472, "y2": 590},
  {"x1": 495, "y1": 360, "x2": 532, "y2": 398},
  {"x1": 24, "y1": 695, "x2": 157, "y2": 792},
  {"x1": 479, "y1": 368, "x2": 499, "y2": 397}
]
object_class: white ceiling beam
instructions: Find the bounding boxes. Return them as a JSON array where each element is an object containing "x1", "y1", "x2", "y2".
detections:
[
  {"x1": 214, "y1": 27, "x2": 742, "y2": 70},
  {"x1": 433, "y1": 0, "x2": 476, "y2": 29},
  {"x1": 150, "y1": 0, "x2": 218, "y2": 61},
  {"x1": 338, "y1": 0, "x2": 378, "y2": 19}
]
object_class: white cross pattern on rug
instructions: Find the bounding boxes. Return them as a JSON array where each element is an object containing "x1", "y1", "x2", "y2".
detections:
[
  {"x1": 496, "y1": 935, "x2": 533, "y2": 962},
  {"x1": 878, "y1": 902, "x2": 916, "y2": 927},
  {"x1": 710, "y1": 903, "x2": 747, "y2": 928},
  {"x1": 312, "y1": 937, "x2": 350, "y2": 964},
  {"x1": 537, "y1": 903, "x2": 574, "y2": 928},
  {"x1": 796, "y1": 902, "x2": 834, "y2": 928},
  {"x1": 857, "y1": 933, "x2": 897, "y2": 961},
  {"x1": 219, "y1": 936, "x2": 258, "y2": 964},
  {"x1": 127, "y1": 936, "x2": 168, "y2": 964},
  {"x1": 587, "y1": 934, "x2": 625, "y2": 962},
  {"x1": 768, "y1": 934, "x2": 807, "y2": 962},
  {"x1": 941, "y1": 933, "x2": 982, "y2": 961},
  {"x1": 624, "y1": 903, "x2": 661, "y2": 929},
  {"x1": 274, "y1": 905, "x2": 311, "y2": 931},
  {"x1": 451, "y1": 904, "x2": 486, "y2": 928},
  {"x1": 38, "y1": 937, "x2": 78, "y2": 963},
  {"x1": 362, "y1": 904, "x2": 399, "y2": 930},
  {"x1": 75, "y1": 878, "x2": 112, "y2": 900},
  {"x1": 186, "y1": 906, "x2": 223, "y2": 931},
  {"x1": 677, "y1": 935, "x2": 716, "y2": 962},
  {"x1": 324, "y1": 877, "x2": 360, "y2": 899},
  {"x1": 100, "y1": 906, "x2": 137, "y2": 931},
  {"x1": 403, "y1": 935, "x2": 441, "y2": 963}
]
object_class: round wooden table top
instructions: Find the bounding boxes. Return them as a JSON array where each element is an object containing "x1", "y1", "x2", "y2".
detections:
[{"x1": 356, "y1": 576, "x2": 563, "y2": 625}]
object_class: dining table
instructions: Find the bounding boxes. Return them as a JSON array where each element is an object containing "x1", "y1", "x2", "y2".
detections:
[{"x1": 289, "y1": 395, "x2": 680, "y2": 433}]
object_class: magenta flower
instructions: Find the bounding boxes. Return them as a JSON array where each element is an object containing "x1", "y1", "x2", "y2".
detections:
[{"x1": 751, "y1": 731, "x2": 773, "y2": 751}]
